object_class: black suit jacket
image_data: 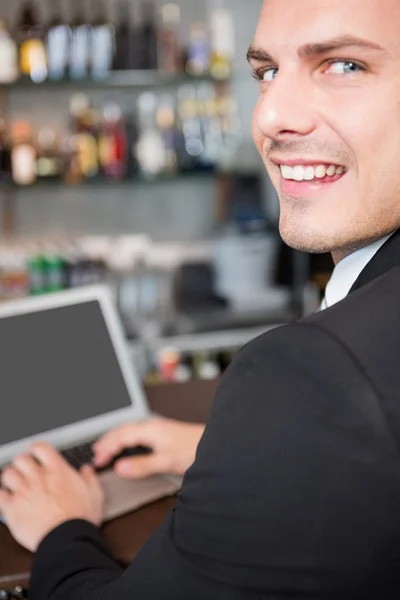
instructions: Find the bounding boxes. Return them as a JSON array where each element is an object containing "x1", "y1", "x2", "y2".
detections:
[{"x1": 29, "y1": 231, "x2": 400, "y2": 599}]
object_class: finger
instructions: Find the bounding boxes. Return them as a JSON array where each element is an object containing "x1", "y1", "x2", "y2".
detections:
[
  {"x1": 30, "y1": 443, "x2": 69, "y2": 471},
  {"x1": 80, "y1": 465, "x2": 102, "y2": 494},
  {"x1": 114, "y1": 454, "x2": 170, "y2": 480},
  {"x1": 81, "y1": 466, "x2": 104, "y2": 509},
  {"x1": 13, "y1": 454, "x2": 43, "y2": 484},
  {"x1": 1, "y1": 466, "x2": 28, "y2": 493},
  {"x1": 93, "y1": 421, "x2": 154, "y2": 466}
]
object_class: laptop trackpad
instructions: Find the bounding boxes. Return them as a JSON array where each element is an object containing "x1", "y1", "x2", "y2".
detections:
[{"x1": 99, "y1": 470, "x2": 182, "y2": 521}]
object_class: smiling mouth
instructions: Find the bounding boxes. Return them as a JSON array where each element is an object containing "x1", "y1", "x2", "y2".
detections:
[{"x1": 279, "y1": 163, "x2": 346, "y2": 182}]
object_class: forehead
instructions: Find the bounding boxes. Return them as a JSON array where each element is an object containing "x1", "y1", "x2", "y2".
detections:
[{"x1": 255, "y1": 0, "x2": 400, "y2": 53}]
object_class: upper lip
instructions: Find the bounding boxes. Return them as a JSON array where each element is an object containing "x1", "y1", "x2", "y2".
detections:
[{"x1": 270, "y1": 157, "x2": 342, "y2": 167}]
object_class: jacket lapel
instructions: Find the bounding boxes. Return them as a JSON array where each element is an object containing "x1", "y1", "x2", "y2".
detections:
[{"x1": 349, "y1": 229, "x2": 400, "y2": 293}]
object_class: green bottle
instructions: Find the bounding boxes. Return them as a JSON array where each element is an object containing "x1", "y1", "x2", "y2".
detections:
[
  {"x1": 27, "y1": 253, "x2": 46, "y2": 295},
  {"x1": 45, "y1": 253, "x2": 65, "y2": 292}
]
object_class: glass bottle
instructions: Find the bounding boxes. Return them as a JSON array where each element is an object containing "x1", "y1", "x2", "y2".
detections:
[
  {"x1": 138, "y1": 1, "x2": 158, "y2": 70},
  {"x1": 0, "y1": 20, "x2": 18, "y2": 83},
  {"x1": 16, "y1": 1, "x2": 48, "y2": 83},
  {"x1": 11, "y1": 120, "x2": 37, "y2": 186},
  {"x1": 0, "y1": 116, "x2": 12, "y2": 184},
  {"x1": 98, "y1": 102, "x2": 128, "y2": 181},
  {"x1": 114, "y1": 0, "x2": 133, "y2": 70},
  {"x1": 135, "y1": 92, "x2": 166, "y2": 178},
  {"x1": 209, "y1": 8, "x2": 235, "y2": 80},
  {"x1": 69, "y1": 0, "x2": 92, "y2": 79},
  {"x1": 35, "y1": 127, "x2": 62, "y2": 181},
  {"x1": 176, "y1": 84, "x2": 203, "y2": 172},
  {"x1": 157, "y1": 3, "x2": 181, "y2": 74},
  {"x1": 46, "y1": 0, "x2": 71, "y2": 80},
  {"x1": 91, "y1": 0, "x2": 115, "y2": 79},
  {"x1": 156, "y1": 93, "x2": 178, "y2": 175},
  {"x1": 185, "y1": 22, "x2": 210, "y2": 77}
]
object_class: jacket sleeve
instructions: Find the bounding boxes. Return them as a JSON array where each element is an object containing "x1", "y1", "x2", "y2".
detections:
[{"x1": 29, "y1": 323, "x2": 399, "y2": 599}]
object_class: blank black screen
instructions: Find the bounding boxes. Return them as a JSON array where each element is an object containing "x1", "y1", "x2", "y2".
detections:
[{"x1": 0, "y1": 301, "x2": 133, "y2": 445}]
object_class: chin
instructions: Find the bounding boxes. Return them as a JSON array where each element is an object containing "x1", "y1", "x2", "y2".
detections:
[{"x1": 279, "y1": 221, "x2": 337, "y2": 254}]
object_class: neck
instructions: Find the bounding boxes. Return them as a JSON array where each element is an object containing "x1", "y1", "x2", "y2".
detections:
[
  {"x1": 331, "y1": 249, "x2": 350, "y2": 265},
  {"x1": 331, "y1": 231, "x2": 396, "y2": 266}
]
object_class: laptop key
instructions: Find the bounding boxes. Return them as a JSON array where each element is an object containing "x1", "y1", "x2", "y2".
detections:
[
  {"x1": 61, "y1": 440, "x2": 96, "y2": 470},
  {"x1": 60, "y1": 441, "x2": 152, "y2": 473},
  {"x1": 0, "y1": 442, "x2": 153, "y2": 480}
]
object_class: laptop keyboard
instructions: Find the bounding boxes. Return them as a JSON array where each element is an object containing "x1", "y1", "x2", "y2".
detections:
[
  {"x1": 62, "y1": 440, "x2": 152, "y2": 473},
  {"x1": 61, "y1": 440, "x2": 97, "y2": 471},
  {"x1": 0, "y1": 441, "x2": 152, "y2": 481}
]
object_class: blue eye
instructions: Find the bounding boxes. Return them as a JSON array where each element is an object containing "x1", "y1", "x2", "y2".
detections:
[
  {"x1": 326, "y1": 61, "x2": 363, "y2": 75},
  {"x1": 262, "y1": 67, "x2": 278, "y2": 81}
]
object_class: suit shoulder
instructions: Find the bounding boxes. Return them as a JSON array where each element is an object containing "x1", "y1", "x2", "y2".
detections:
[
  {"x1": 305, "y1": 266, "x2": 400, "y2": 368},
  {"x1": 211, "y1": 320, "x2": 370, "y2": 425}
]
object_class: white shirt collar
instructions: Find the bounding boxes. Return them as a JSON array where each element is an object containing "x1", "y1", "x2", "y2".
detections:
[{"x1": 323, "y1": 233, "x2": 395, "y2": 309}]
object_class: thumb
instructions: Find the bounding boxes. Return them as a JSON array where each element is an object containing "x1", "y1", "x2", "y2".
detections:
[{"x1": 114, "y1": 454, "x2": 169, "y2": 480}]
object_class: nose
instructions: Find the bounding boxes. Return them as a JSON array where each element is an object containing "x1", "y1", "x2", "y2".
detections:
[{"x1": 254, "y1": 69, "x2": 317, "y2": 142}]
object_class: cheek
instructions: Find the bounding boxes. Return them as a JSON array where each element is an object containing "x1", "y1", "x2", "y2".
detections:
[
  {"x1": 325, "y1": 96, "x2": 393, "y2": 171},
  {"x1": 252, "y1": 98, "x2": 264, "y2": 153}
]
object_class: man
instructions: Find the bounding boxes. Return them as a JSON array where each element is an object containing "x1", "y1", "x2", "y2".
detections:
[{"x1": 3, "y1": 0, "x2": 400, "y2": 596}]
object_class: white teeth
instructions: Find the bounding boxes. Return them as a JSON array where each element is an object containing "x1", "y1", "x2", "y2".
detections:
[
  {"x1": 281, "y1": 165, "x2": 292, "y2": 179},
  {"x1": 279, "y1": 163, "x2": 345, "y2": 181},
  {"x1": 327, "y1": 165, "x2": 336, "y2": 176},
  {"x1": 315, "y1": 165, "x2": 327, "y2": 178},
  {"x1": 304, "y1": 166, "x2": 315, "y2": 181},
  {"x1": 292, "y1": 166, "x2": 304, "y2": 181}
]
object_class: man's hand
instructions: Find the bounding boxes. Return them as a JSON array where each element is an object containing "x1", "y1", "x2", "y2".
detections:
[
  {"x1": 0, "y1": 443, "x2": 104, "y2": 553},
  {"x1": 93, "y1": 417, "x2": 205, "y2": 479}
]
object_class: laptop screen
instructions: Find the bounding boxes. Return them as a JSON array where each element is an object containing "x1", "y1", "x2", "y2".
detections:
[{"x1": 0, "y1": 300, "x2": 133, "y2": 445}]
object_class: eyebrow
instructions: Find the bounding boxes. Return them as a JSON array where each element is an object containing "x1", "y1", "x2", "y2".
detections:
[{"x1": 246, "y1": 35, "x2": 387, "y2": 63}]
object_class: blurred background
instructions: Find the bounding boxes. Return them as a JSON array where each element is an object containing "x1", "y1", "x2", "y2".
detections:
[{"x1": 0, "y1": 0, "x2": 333, "y2": 385}]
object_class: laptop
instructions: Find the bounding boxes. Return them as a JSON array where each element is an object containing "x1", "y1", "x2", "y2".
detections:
[{"x1": 0, "y1": 284, "x2": 181, "y2": 522}]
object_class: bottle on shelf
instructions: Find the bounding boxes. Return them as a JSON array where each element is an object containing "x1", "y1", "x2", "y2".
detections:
[
  {"x1": 0, "y1": 116, "x2": 12, "y2": 184},
  {"x1": 35, "y1": 127, "x2": 62, "y2": 180},
  {"x1": 175, "y1": 84, "x2": 204, "y2": 172},
  {"x1": 16, "y1": 0, "x2": 48, "y2": 83},
  {"x1": 217, "y1": 90, "x2": 242, "y2": 170},
  {"x1": 156, "y1": 93, "x2": 178, "y2": 176},
  {"x1": 98, "y1": 101, "x2": 128, "y2": 181},
  {"x1": 185, "y1": 22, "x2": 210, "y2": 77},
  {"x1": 91, "y1": 0, "x2": 115, "y2": 80},
  {"x1": 69, "y1": 93, "x2": 100, "y2": 180},
  {"x1": 209, "y1": 8, "x2": 235, "y2": 80},
  {"x1": 46, "y1": 0, "x2": 71, "y2": 81},
  {"x1": 69, "y1": 0, "x2": 92, "y2": 80},
  {"x1": 44, "y1": 245, "x2": 67, "y2": 293},
  {"x1": 11, "y1": 120, "x2": 37, "y2": 186},
  {"x1": 194, "y1": 351, "x2": 221, "y2": 380},
  {"x1": 0, "y1": 20, "x2": 18, "y2": 83},
  {"x1": 114, "y1": 0, "x2": 135, "y2": 71},
  {"x1": 135, "y1": 92, "x2": 167, "y2": 178},
  {"x1": 196, "y1": 82, "x2": 222, "y2": 170},
  {"x1": 0, "y1": 243, "x2": 30, "y2": 300},
  {"x1": 157, "y1": 3, "x2": 181, "y2": 74},
  {"x1": 157, "y1": 346, "x2": 181, "y2": 382},
  {"x1": 123, "y1": 100, "x2": 140, "y2": 179},
  {"x1": 62, "y1": 131, "x2": 83, "y2": 185},
  {"x1": 27, "y1": 245, "x2": 47, "y2": 295},
  {"x1": 138, "y1": 1, "x2": 158, "y2": 71}
]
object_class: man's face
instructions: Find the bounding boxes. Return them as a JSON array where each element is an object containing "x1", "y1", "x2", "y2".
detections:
[{"x1": 250, "y1": 0, "x2": 400, "y2": 259}]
